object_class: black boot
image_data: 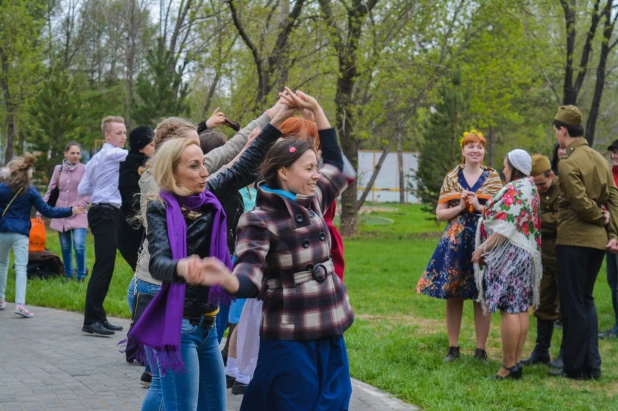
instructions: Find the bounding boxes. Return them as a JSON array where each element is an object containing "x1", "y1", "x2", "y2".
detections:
[
  {"x1": 521, "y1": 319, "x2": 553, "y2": 365},
  {"x1": 547, "y1": 345, "x2": 564, "y2": 369},
  {"x1": 444, "y1": 346, "x2": 460, "y2": 362}
]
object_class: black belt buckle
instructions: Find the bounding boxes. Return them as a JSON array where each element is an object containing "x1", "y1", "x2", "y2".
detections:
[{"x1": 312, "y1": 264, "x2": 328, "y2": 283}]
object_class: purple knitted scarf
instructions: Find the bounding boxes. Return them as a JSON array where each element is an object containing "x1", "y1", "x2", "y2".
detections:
[{"x1": 128, "y1": 189, "x2": 234, "y2": 374}]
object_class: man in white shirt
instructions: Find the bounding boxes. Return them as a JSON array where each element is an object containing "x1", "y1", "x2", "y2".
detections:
[{"x1": 78, "y1": 116, "x2": 128, "y2": 335}]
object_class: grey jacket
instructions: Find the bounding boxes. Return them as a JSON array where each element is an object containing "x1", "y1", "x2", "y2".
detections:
[{"x1": 135, "y1": 111, "x2": 272, "y2": 285}]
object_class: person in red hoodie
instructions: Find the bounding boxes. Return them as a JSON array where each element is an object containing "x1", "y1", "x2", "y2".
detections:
[{"x1": 600, "y1": 139, "x2": 618, "y2": 339}]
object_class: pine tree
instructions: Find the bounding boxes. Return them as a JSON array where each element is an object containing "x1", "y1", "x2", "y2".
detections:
[
  {"x1": 416, "y1": 73, "x2": 470, "y2": 217},
  {"x1": 28, "y1": 69, "x2": 84, "y2": 177},
  {"x1": 132, "y1": 38, "x2": 190, "y2": 128}
]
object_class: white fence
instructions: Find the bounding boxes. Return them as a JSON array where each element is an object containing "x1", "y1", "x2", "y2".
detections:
[{"x1": 356, "y1": 150, "x2": 419, "y2": 203}]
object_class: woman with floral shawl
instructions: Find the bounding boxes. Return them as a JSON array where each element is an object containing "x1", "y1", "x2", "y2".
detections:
[
  {"x1": 416, "y1": 130, "x2": 503, "y2": 363},
  {"x1": 472, "y1": 149, "x2": 542, "y2": 380}
]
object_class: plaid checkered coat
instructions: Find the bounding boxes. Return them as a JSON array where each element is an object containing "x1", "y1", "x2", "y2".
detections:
[{"x1": 233, "y1": 164, "x2": 354, "y2": 341}]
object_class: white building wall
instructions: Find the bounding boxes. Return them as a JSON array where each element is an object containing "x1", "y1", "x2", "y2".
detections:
[{"x1": 356, "y1": 150, "x2": 419, "y2": 203}]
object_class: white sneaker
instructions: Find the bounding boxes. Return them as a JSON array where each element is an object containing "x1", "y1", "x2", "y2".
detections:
[
  {"x1": 15, "y1": 304, "x2": 34, "y2": 318},
  {"x1": 0, "y1": 300, "x2": 6, "y2": 310}
]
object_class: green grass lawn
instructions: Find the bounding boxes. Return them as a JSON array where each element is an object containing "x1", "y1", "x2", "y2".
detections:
[{"x1": 4, "y1": 203, "x2": 618, "y2": 409}]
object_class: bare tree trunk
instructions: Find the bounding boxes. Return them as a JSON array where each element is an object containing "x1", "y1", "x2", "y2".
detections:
[
  {"x1": 357, "y1": 128, "x2": 399, "y2": 208},
  {"x1": 125, "y1": 0, "x2": 138, "y2": 130},
  {"x1": 319, "y1": 0, "x2": 380, "y2": 237},
  {"x1": 3, "y1": 112, "x2": 15, "y2": 164},
  {"x1": 560, "y1": 0, "x2": 603, "y2": 105},
  {"x1": 0, "y1": 50, "x2": 15, "y2": 163},
  {"x1": 229, "y1": 0, "x2": 306, "y2": 113},
  {"x1": 585, "y1": 0, "x2": 615, "y2": 146}
]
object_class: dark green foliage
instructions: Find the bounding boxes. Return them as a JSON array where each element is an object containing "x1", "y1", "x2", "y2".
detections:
[
  {"x1": 132, "y1": 38, "x2": 190, "y2": 128},
  {"x1": 28, "y1": 70, "x2": 83, "y2": 178},
  {"x1": 416, "y1": 73, "x2": 470, "y2": 217}
]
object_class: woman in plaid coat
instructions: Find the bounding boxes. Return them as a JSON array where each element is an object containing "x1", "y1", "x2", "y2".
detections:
[{"x1": 198, "y1": 89, "x2": 354, "y2": 411}]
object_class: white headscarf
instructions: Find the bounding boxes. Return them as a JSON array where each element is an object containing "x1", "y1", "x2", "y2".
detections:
[{"x1": 507, "y1": 149, "x2": 532, "y2": 176}]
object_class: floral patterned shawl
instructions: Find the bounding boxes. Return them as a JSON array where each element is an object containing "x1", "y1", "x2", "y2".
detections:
[
  {"x1": 439, "y1": 164, "x2": 503, "y2": 212},
  {"x1": 474, "y1": 177, "x2": 542, "y2": 311}
]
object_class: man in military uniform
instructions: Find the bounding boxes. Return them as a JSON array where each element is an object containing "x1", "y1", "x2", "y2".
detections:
[
  {"x1": 522, "y1": 155, "x2": 560, "y2": 366},
  {"x1": 550, "y1": 105, "x2": 618, "y2": 380}
]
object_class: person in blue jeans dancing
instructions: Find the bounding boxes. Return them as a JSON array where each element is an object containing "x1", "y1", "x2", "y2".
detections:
[{"x1": 129, "y1": 100, "x2": 296, "y2": 410}]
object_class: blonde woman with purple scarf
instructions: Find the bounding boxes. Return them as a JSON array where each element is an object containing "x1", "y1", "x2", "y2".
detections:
[{"x1": 129, "y1": 101, "x2": 296, "y2": 410}]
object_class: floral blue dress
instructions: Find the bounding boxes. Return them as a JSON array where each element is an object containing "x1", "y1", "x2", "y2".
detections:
[{"x1": 416, "y1": 170, "x2": 490, "y2": 300}]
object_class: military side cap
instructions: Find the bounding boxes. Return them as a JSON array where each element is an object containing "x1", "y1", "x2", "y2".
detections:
[
  {"x1": 608, "y1": 139, "x2": 618, "y2": 152},
  {"x1": 530, "y1": 154, "x2": 551, "y2": 177},
  {"x1": 555, "y1": 105, "x2": 583, "y2": 127}
]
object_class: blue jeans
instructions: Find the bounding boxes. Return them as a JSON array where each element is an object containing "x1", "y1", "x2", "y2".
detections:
[
  {"x1": 158, "y1": 319, "x2": 226, "y2": 411},
  {"x1": 58, "y1": 228, "x2": 87, "y2": 278},
  {"x1": 606, "y1": 252, "x2": 618, "y2": 332},
  {"x1": 127, "y1": 278, "x2": 163, "y2": 411},
  {"x1": 0, "y1": 232, "x2": 29, "y2": 305}
]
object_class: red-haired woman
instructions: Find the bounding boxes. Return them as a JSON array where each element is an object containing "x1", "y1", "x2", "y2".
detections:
[
  {"x1": 280, "y1": 115, "x2": 347, "y2": 280},
  {"x1": 416, "y1": 130, "x2": 503, "y2": 362}
]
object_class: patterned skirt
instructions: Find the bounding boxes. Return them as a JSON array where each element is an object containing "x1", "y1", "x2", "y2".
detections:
[{"x1": 416, "y1": 213, "x2": 480, "y2": 300}]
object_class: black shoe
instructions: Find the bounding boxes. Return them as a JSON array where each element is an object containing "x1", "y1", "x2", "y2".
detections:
[
  {"x1": 548, "y1": 368, "x2": 567, "y2": 378},
  {"x1": 547, "y1": 348, "x2": 564, "y2": 369},
  {"x1": 547, "y1": 368, "x2": 599, "y2": 380},
  {"x1": 493, "y1": 363, "x2": 522, "y2": 380},
  {"x1": 226, "y1": 375, "x2": 235, "y2": 389},
  {"x1": 444, "y1": 346, "x2": 460, "y2": 362},
  {"x1": 140, "y1": 371, "x2": 152, "y2": 388},
  {"x1": 82, "y1": 322, "x2": 115, "y2": 336},
  {"x1": 76, "y1": 277, "x2": 85, "y2": 283},
  {"x1": 102, "y1": 321, "x2": 123, "y2": 331},
  {"x1": 598, "y1": 328, "x2": 618, "y2": 339},
  {"x1": 231, "y1": 380, "x2": 247, "y2": 395},
  {"x1": 523, "y1": 319, "x2": 553, "y2": 365},
  {"x1": 521, "y1": 349, "x2": 550, "y2": 365},
  {"x1": 474, "y1": 348, "x2": 489, "y2": 364}
]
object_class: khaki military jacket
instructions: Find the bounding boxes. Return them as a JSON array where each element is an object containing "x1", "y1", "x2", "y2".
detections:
[
  {"x1": 557, "y1": 139, "x2": 618, "y2": 249},
  {"x1": 540, "y1": 178, "x2": 559, "y2": 238}
]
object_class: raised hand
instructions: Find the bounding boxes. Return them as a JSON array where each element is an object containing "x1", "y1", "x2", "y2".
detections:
[{"x1": 206, "y1": 107, "x2": 226, "y2": 129}]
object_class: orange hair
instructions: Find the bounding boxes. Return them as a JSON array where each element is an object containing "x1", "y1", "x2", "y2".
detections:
[
  {"x1": 461, "y1": 132, "x2": 486, "y2": 148},
  {"x1": 460, "y1": 131, "x2": 486, "y2": 164},
  {"x1": 279, "y1": 117, "x2": 320, "y2": 150}
]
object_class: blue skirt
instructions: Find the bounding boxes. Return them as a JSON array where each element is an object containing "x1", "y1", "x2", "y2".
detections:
[{"x1": 240, "y1": 336, "x2": 352, "y2": 411}]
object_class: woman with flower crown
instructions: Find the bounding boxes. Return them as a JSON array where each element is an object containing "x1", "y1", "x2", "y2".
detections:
[{"x1": 416, "y1": 130, "x2": 503, "y2": 363}]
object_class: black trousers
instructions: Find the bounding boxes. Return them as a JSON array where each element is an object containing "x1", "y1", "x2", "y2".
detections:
[
  {"x1": 117, "y1": 211, "x2": 144, "y2": 272},
  {"x1": 556, "y1": 245, "x2": 604, "y2": 378},
  {"x1": 84, "y1": 205, "x2": 120, "y2": 325}
]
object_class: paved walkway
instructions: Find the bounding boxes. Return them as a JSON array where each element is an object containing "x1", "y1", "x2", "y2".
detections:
[{"x1": 0, "y1": 304, "x2": 417, "y2": 410}]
